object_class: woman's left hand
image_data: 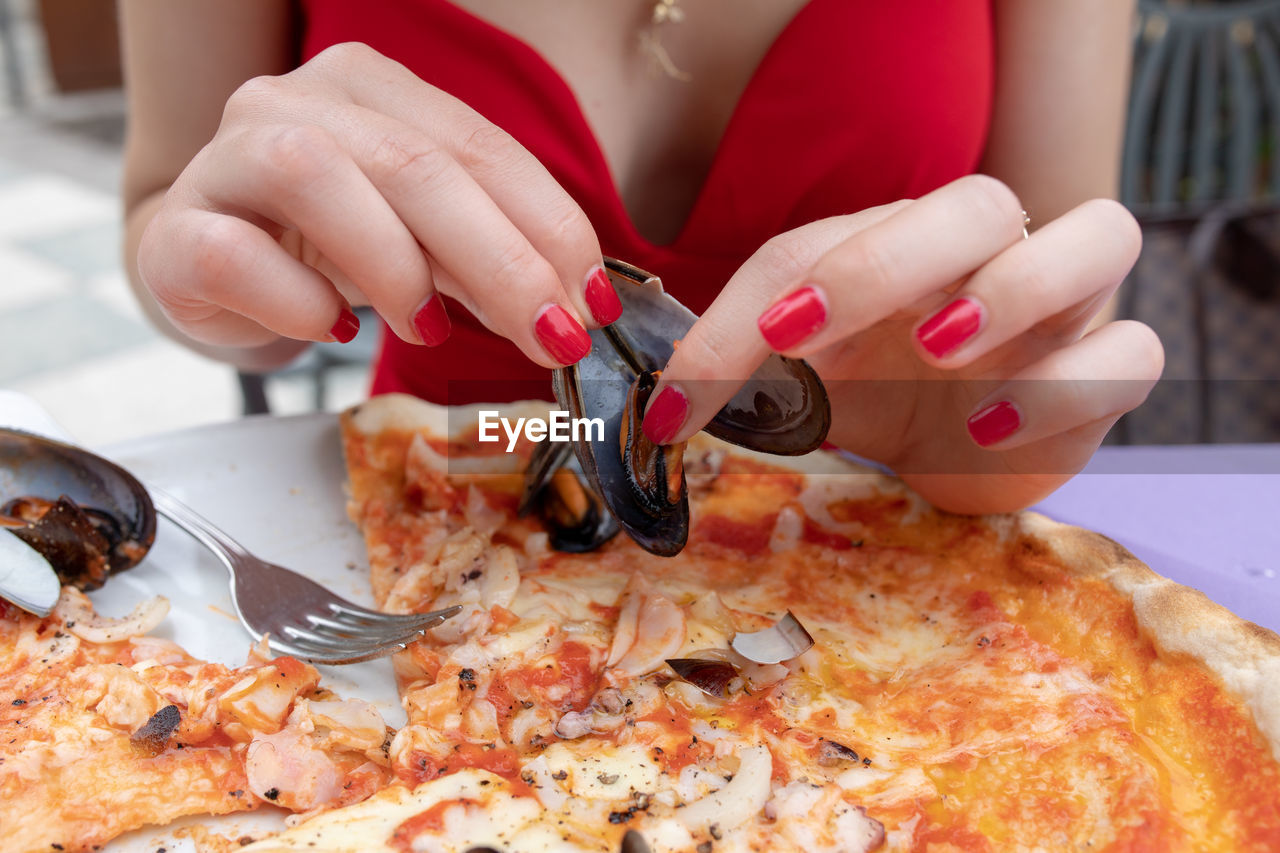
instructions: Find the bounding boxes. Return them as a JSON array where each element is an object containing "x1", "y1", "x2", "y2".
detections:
[{"x1": 641, "y1": 175, "x2": 1163, "y2": 514}]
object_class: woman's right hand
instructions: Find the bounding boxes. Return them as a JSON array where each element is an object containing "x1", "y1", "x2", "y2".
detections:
[{"x1": 136, "y1": 42, "x2": 616, "y2": 367}]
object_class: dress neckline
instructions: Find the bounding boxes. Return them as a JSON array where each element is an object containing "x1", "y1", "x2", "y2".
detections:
[{"x1": 434, "y1": 0, "x2": 822, "y2": 251}]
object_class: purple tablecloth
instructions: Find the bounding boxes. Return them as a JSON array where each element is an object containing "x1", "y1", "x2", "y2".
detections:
[{"x1": 1034, "y1": 444, "x2": 1280, "y2": 633}]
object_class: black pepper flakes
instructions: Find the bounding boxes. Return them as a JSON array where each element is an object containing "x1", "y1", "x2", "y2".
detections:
[{"x1": 263, "y1": 787, "x2": 280, "y2": 801}]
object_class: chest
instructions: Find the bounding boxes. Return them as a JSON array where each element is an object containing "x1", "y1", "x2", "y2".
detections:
[
  {"x1": 451, "y1": 0, "x2": 812, "y2": 243},
  {"x1": 301, "y1": 0, "x2": 994, "y2": 254}
]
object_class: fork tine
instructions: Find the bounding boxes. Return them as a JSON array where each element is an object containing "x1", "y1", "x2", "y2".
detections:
[
  {"x1": 266, "y1": 636, "x2": 408, "y2": 665},
  {"x1": 327, "y1": 601, "x2": 438, "y2": 622},
  {"x1": 272, "y1": 605, "x2": 464, "y2": 664},
  {"x1": 279, "y1": 623, "x2": 422, "y2": 656},
  {"x1": 280, "y1": 621, "x2": 425, "y2": 649},
  {"x1": 302, "y1": 611, "x2": 449, "y2": 643},
  {"x1": 326, "y1": 602, "x2": 463, "y2": 626},
  {"x1": 303, "y1": 612, "x2": 416, "y2": 639}
]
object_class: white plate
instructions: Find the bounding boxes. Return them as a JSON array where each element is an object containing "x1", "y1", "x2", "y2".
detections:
[{"x1": 91, "y1": 413, "x2": 401, "y2": 851}]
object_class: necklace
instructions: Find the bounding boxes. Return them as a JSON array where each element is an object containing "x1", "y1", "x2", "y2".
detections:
[{"x1": 640, "y1": 0, "x2": 691, "y2": 80}]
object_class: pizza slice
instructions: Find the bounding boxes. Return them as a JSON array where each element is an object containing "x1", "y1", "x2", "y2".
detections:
[
  {"x1": 0, "y1": 587, "x2": 395, "y2": 852},
  {"x1": 249, "y1": 394, "x2": 1280, "y2": 852}
]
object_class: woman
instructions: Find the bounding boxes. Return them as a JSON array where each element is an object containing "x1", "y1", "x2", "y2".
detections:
[{"x1": 119, "y1": 0, "x2": 1161, "y2": 513}]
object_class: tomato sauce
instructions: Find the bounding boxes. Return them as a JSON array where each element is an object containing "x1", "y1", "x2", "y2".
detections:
[
  {"x1": 828, "y1": 494, "x2": 909, "y2": 526},
  {"x1": 390, "y1": 798, "x2": 480, "y2": 852},
  {"x1": 801, "y1": 516, "x2": 858, "y2": 549},
  {"x1": 504, "y1": 640, "x2": 600, "y2": 712},
  {"x1": 695, "y1": 513, "x2": 776, "y2": 556}
]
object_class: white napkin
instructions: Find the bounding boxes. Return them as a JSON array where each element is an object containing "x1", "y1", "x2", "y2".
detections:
[{"x1": 0, "y1": 390, "x2": 74, "y2": 442}]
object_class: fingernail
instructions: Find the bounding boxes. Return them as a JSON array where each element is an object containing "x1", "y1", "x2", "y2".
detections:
[
  {"x1": 534, "y1": 304, "x2": 592, "y2": 365},
  {"x1": 757, "y1": 286, "x2": 827, "y2": 351},
  {"x1": 412, "y1": 293, "x2": 451, "y2": 347},
  {"x1": 967, "y1": 401, "x2": 1021, "y2": 447},
  {"x1": 329, "y1": 307, "x2": 359, "y2": 343},
  {"x1": 584, "y1": 267, "x2": 622, "y2": 326},
  {"x1": 916, "y1": 298, "x2": 982, "y2": 358},
  {"x1": 642, "y1": 385, "x2": 688, "y2": 445}
]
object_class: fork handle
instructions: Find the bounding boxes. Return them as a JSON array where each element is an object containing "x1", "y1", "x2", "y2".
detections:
[{"x1": 149, "y1": 487, "x2": 252, "y2": 571}]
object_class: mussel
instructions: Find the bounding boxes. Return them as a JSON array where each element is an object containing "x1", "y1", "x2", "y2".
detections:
[
  {"x1": 519, "y1": 438, "x2": 620, "y2": 552},
  {"x1": 0, "y1": 429, "x2": 156, "y2": 592},
  {"x1": 527, "y1": 258, "x2": 830, "y2": 556}
]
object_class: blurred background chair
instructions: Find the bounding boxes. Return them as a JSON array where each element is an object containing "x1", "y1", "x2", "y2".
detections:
[
  {"x1": 235, "y1": 306, "x2": 380, "y2": 416},
  {"x1": 0, "y1": 0, "x2": 26, "y2": 108},
  {"x1": 1117, "y1": 0, "x2": 1280, "y2": 443}
]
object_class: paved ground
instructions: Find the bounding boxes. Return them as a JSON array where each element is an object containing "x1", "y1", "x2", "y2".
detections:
[{"x1": 0, "y1": 7, "x2": 370, "y2": 447}]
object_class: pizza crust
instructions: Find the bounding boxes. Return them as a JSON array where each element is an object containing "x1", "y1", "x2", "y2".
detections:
[
  {"x1": 1020, "y1": 512, "x2": 1280, "y2": 760},
  {"x1": 346, "y1": 393, "x2": 1280, "y2": 764}
]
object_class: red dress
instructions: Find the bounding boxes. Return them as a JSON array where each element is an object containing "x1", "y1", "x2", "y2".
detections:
[{"x1": 299, "y1": 0, "x2": 994, "y2": 403}]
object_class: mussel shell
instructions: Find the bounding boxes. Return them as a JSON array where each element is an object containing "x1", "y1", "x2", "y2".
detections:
[
  {"x1": 4, "y1": 496, "x2": 113, "y2": 590},
  {"x1": 518, "y1": 438, "x2": 574, "y2": 517},
  {"x1": 599, "y1": 258, "x2": 830, "y2": 455},
  {"x1": 520, "y1": 439, "x2": 620, "y2": 552},
  {"x1": 556, "y1": 361, "x2": 689, "y2": 557},
  {"x1": 550, "y1": 260, "x2": 829, "y2": 556},
  {"x1": 0, "y1": 429, "x2": 156, "y2": 584},
  {"x1": 619, "y1": 370, "x2": 685, "y2": 512}
]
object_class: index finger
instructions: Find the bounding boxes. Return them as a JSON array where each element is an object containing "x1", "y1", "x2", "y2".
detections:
[
  {"x1": 298, "y1": 45, "x2": 615, "y2": 330},
  {"x1": 642, "y1": 206, "x2": 905, "y2": 445}
]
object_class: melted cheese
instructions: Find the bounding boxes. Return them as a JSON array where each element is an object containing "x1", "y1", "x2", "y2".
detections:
[
  {"x1": 331, "y1": 415, "x2": 1280, "y2": 852},
  {"x1": 240, "y1": 770, "x2": 542, "y2": 852}
]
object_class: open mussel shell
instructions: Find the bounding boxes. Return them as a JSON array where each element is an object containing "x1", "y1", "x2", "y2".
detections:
[
  {"x1": 549, "y1": 259, "x2": 830, "y2": 556},
  {"x1": 556, "y1": 364, "x2": 688, "y2": 557},
  {"x1": 0, "y1": 428, "x2": 156, "y2": 589},
  {"x1": 597, "y1": 258, "x2": 831, "y2": 455}
]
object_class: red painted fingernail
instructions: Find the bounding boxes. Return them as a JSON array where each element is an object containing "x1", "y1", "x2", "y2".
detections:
[
  {"x1": 642, "y1": 385, "x2": 688, "y2": 445},
  {"x1": 967, "y1": 401, "x2": 1021, "y2": 447},
  {"x1": 916, "y1": 298, "x2": 982, "y2": 358},
  {"x1": 329, "y1": 307, "x2": 359, "y2": 343},
  {"x1": 757, "y1": 286, "x2": 827, "y2": 351},
  {"x1": 412, "y1": 293, "x2": 451, "y2": 347},
  {"x1": 584, "y1": 267, "x2": 622, "y2": 325},
  {"x1": 534, "y1": 304, "x2": 592, "y2": 364}
]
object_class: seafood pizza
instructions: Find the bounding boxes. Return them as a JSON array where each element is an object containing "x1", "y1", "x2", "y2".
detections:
[{"x1": 246, "y1": 392, "x2": 1278, "y2": 853}]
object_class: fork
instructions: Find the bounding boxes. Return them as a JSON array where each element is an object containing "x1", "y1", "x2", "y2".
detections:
[{"x1": 150, "y1": 488, "x2": 459, "y2": 665}]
